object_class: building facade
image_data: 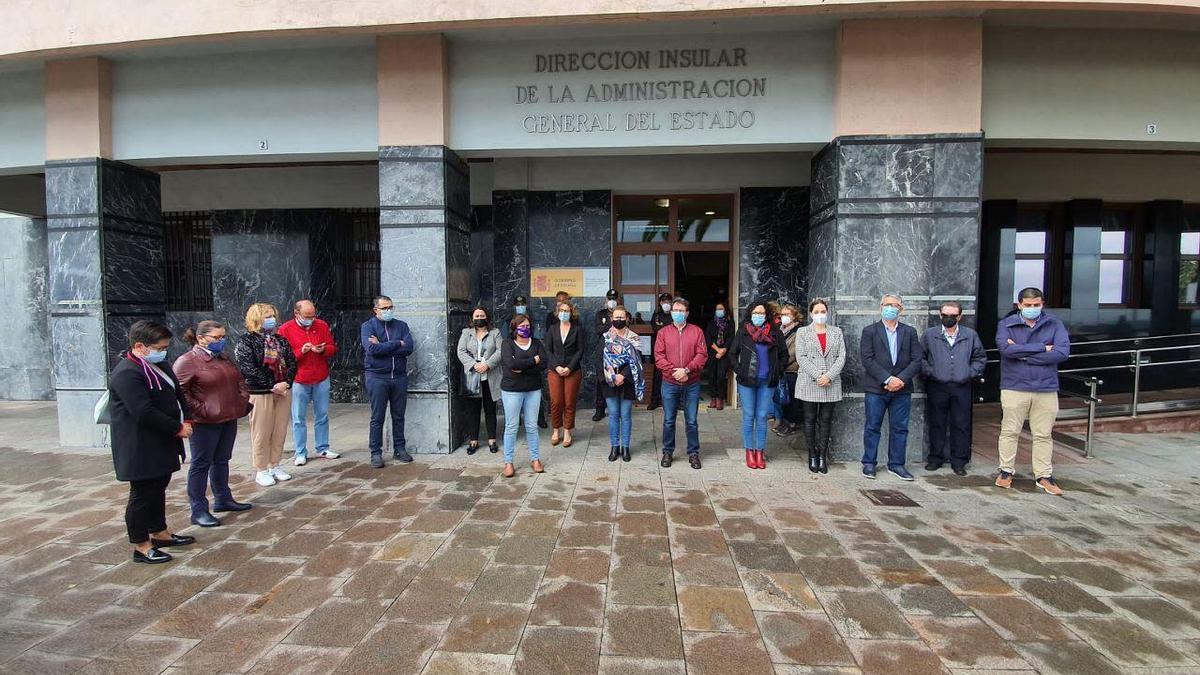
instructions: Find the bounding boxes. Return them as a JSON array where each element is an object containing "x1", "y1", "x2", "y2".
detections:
[{"x1": 1, "y1": 2, "x2": 1199, "y2": 455}]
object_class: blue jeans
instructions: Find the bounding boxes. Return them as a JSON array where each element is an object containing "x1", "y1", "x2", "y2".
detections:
[
  {"x1": 737, "y1": 382, "x2": 773, "y2": 449},
  {"x1": 605, "y1": 396, "x2": 633, "y2": 446},
  {"x1": 187, "y1": 421, "x2": 236, "y2": 516},
  {"x1": 661, "y1": 381, "x2": 701, "y2": 456},
  {"x1": 291, "y1": 377, "x2": 331, "y2": 458},
  {"x1": 863, "y1": 391, "x2": 912, "y2": 469},
  {"x1": 502, "y1": 389, "x2": 542, "y2": 463},
  {"x1": 366, "y1": 374, "x2": 408, "y2": 456}
]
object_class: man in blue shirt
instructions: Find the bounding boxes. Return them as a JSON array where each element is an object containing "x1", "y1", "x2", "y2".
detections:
[
  {"x1": 859, "y1": 294, "x2": 924, "y2": 480},
  {"x1": 920, "y1": 301, "x2": 987, "y2": 476},
  {"x1": 360, "y1": 295, "x2": 415, "y2": 468},
  {"x1": 994, "y1": 287, "x2": 1070, "y2": 495}
]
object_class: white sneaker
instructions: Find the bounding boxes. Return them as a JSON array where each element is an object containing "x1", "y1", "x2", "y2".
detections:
[
  {"x1": 317, "y1": 450, "x2": 340, "y2": 459},
  {"x1": 271, "y1": 467, "x2": 292, "y2": 481},
  {"x1": 294, "y1": 455, "x2": 307, "y2": 466},
  {"x1": 255, "y1": 470, "x2": 276, "y2": 487}
]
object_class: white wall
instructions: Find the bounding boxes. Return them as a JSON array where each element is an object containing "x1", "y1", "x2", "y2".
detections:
[
  {"x1": 161, "y1": 164, "x2": 378, "y2": 211},
  {"x1": 489, "y1": 152, "x2": 811, "y2": 193},
  {"x1": 113, "y1": 47, "x2": 378, "y2": 161},
  {"x1": 984, "y1": 151, "x2": 1200, "y2": 202},
  {"x1": 0, "y1": 69, "x2": 46, "y2": 171},
  {"x1": 983, "y1": 27, "x2": 1200, "y2": 145}
]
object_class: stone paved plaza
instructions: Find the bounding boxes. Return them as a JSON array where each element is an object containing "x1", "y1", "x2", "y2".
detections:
[{"x1": 1, "y1": 401, "x2": 1200, "y2": 674}]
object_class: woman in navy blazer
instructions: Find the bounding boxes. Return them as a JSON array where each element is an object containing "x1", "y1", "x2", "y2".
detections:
[{"x1": 858, "y1": 294, "x2": 924, "y2": 480}]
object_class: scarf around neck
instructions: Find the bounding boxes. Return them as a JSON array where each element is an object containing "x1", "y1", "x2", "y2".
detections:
[{"x1": 745, "y1": 322, "x2": 775, "y2": 345}]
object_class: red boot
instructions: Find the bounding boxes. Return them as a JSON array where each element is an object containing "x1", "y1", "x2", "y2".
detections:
[
  {"x1": 745, "y1": 449, "x2": 754, "y2": 468},
  {"x1": 715, "y1": 399, "x2": 725, "y2": 411},
  {"x1": 756, "y1": 450, "x2": 767, "y2": 469}
]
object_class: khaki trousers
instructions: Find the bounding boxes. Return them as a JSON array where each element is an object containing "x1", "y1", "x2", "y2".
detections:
[
  {"x1": 998, "y1": 389, "x2": 1058, "y2": 479},
  {"x1": 249, "y1": 391, "x2": 291, "y2": 470}
]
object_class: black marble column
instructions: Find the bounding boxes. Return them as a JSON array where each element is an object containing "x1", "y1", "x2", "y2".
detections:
[
  {"x1": 809, "y1": 134, "x2": 983, "y2": 463},
  {"x1": 45, "y1": 158, "x2": 164, "y2": 446},
  {"x1": 379, "y1": 146, "x2": 471, "y2": 454},
  {"x1": 738, "y1": 187, "x2": 810, "y2": 309},
  {"x1": 492, "y1": 191, "x2": 531, "y2": 316}
]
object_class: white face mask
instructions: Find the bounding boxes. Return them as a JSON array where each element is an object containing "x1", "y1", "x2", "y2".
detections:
[
  {"x1": 811, "y1": 313, "x2": 828, "y2": 325},
  {"x1": 780, "y1": 315, "x2": 793, "y2": 326},
  {"x1": 606, "y1": 300, "x2": 617, "y2": 310},
  {"x1": 660, "y1": 303, "x2": 671, "y2": 313}
]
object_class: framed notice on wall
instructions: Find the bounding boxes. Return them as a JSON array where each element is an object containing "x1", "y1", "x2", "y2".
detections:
[{"x1": 531, "y1": 268, "x2": 611, "y2": 297}]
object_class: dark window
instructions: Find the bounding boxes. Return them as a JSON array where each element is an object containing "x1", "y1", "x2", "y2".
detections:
[
  {"x1": 162, "y1": 211, "x2": 214, "y2": 312},
  {"x1": 332, "y1": 208, "x2": 380, "y2": 309},
  {"x1": 1182, "y1": 208, "x2": 1200, "y2": 306},
  {"x1": 1099, "y1": 205, "x2": 1147, "y2": 307}
]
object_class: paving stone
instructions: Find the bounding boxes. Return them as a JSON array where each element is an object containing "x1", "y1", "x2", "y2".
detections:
[
  {"x1": 339, "y1": 520, "x2": 402, "y2": 544},
  {"x1": 1018, "y1": 578, "x2": 1114, "y2": 616},
  {"x1": 821, "y1": 591, "x2": 917, "y2": 640},
  {"x1": 263, "y1": 530, "x2": 341, "y2": 557},
  {"x1": 666, "y1": 504, "x2": 718, "y2": 528},
  {"x1": 527, "y1": 494, "x2": 570, "y2": 512},
  {"x1": 756, "y1": 611, "x2": 856, "y2": 666},
  {"x1": 614, "y1": 535, "x2": 672, "y2": 567},
  {"x1": 972, "y1": 547, "x2": 1056, "y2": 578},
  {"x1": 419, "y1": 547, "x2": 491, "y2": 583},
  {"x1": 727, "y1": 541, "x2": 798, "y2": 573},
  {"x1": 144, "y1": 591, "x2": 257, "y2": 638},
  {"x1": 531, "y1": 579, "x2": 605, "y2": 627},
  {"x1": 596, "y1": 656, "x2": 686, "y2": 674},
  {"x1": 910, "y1": 616, "x2": 1030, "y2": 670},
  {"x1": 738, "y1": 570, "x2": 822, "y2": 612},
  {"x1": 406, "y1": 509, "x2": 468, "y2": 534},
  {"x1": 545, "y1": 547, "x2": 610, "y2": 584},
  {"x1": 794, "y1": 556, "x2": 873, "y2": 589},
  {"x1": 894, "y1": 532, "x2": 969, "y2": 558},
  {"x1": 572, "y1": 503, "x2": 616, "y2": 524},
  {"x1": 1048, "y1": 561, "x2": 1143, "y2": 595},
  {"x1": 1110, "y1": 596, "x2": 1200, "y2": 639},
  {"x1": 80, "y1": 633, "x2": 198, "y2": 675},
  {"x1": 610, "y1": 565, "x2": 677, "y2": 606},
  {"x1": 466, "y1": 564, "x2": 544, "y2": 605},
  {"x1": 374, "y1": 497, "x2": 433, "y2": 521},
  {"x1": 333, "y1": 621, "x2": 441, "y2": 673},
  {"x1": 0, "y1": 618, "x2": 62, "y2": 663},
  {"x1": 35, "y1": 605, "x2": 154, "y2": 657},
  {"x1": 670, "y1": 527, "x2": 729, "y2": 555},
  {"x1": 881, "y1": 581, "x2": 973, "y2": 617},
  {"x1": 1, "y1": 650, "x2": 90, "y2": 674},
  {"x1": 846, "y1": 638, "x2": 946, "y2": 675},
  {"x1": 681, "y1": 631, "x2": 773, "y2": 675},
  {"x1": 602, "y1": 606, "x2": 683, "y2": 659},
  {"x1": 673, "y1": 553, "x2": 741, "y2": 587},
  {"x1": 182, "y1": 540, "x2": 267, "y2": 570},
  {"x1": 1010, "y1": 534, "x2": 1093, "y2": 561},
  {"x1": 495, "y1": 535, "x2": 557, "y2": 565},
  {"x1": 251, "y1": 575, "x2": 342, "y2": 617},
  {"x1": 510, "y1": 511, "x2": 565, "y2": 536},
  {"x1": 423, "y1": 650, "x2": 515, "y2": 674},
  {"x1": 1065, "y1": 616, "x2": 1194, "y2": 667},
  {"x1": 29, "y1": 584, "x2": 133, "y2": 623},
  {"x1": 925, "y1": 560, "x2": 1015, "y2": 596},
  {"x1": 172, "y1": 614, "x2": 301, "y2": 672},
  {"x1": 440, "y1": 602, "x2": 531, "y2": 654},
  {"x1": 780, "y1": 530, "x2": 847, "y2": 557},
  {"x1": 718, "y1": 516, "x2": 779, "y2": 542},
  {"x1": 447, "y1": 521, "x2": 507, "y2": 548},
  {"x1": 385, "y1": 578, "x2": 471, "y2": 624},
  {"x1": 376, "y1": 533, "x2": 446, "y2": 562},
  {"x1": 766, "y1": 506, "x2": 823, "y2": 530},
  {"x1": 236, "y1": 516, "x2": 310, "y2": 542},
  {"x1": 622, "y1": 495, "x2": 666, "y2": 513},
  {"x1": 304, "y1": 507, "x2": 370, "y2": 531},
  {"x1": 559, "y1": 523, "x2": 613, "y2": 548},
  {"x1": 213, "y1": 558, "x2": 302, "y2": 594},
  {"x1": 467, "y1": 500, "x2": 520, "y2": 523},
  {"x1": 1013, "y1": 640, "x2": 1126, "y2": 675},
  {"x1": 286, "y1": 597, "x2": 390, "y2": 647},
  {"x1": 249, "y1": 644, "x2": 352, "y2": 674},
  {"x1": 514, "y1": 625, "x2": 601, "y2": 675},
  {"x1": 677, "y1": 586, "x2": 756, "y2": 632},
  {"x1": 337, "y1": 560, "x2": 417, "y2": 599},
  {"x1": 962, "y1": 595, "x2": 1075, "y2": 641}
]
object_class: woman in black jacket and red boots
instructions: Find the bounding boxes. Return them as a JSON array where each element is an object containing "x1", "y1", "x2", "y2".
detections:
[
  {"x1": 730, "y1": 302, "x2": 789, "y2": 470},
  {"x1": 108, "y1": 320, "x2": 196, "y2": 564}
]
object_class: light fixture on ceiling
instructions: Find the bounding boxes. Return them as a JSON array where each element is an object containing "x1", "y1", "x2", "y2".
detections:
[
  {"x1": 704, "y1": 210, "x2": 716, "y2": 216},
  {"x1": 655, "y1": 199, "x2": 670, "y2": 208}
]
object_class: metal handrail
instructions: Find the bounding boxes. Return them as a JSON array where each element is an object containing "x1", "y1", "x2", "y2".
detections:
[
  {"x1": 1056, "y1": 373, "x2": 1102, "y2": 458},
  {"x1": 985, "y1": 332, "x2": 1200, "y2": 355}
]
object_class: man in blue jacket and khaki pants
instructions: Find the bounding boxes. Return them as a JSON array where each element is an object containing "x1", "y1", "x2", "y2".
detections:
[
  {"x1": 995, "y1": 287, "x2": 1071, "y2": 495},
  {"x1": 360, "y1": 295, "x2": 415, "y2": 468}
]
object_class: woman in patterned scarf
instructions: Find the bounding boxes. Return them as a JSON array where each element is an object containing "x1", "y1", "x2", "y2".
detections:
[
  {"x1": 234, "y1": 303, "x2": 298, "y2": 488},
  {"x1": 600, "y1": 306, "x2": 643, "y2": 462}
]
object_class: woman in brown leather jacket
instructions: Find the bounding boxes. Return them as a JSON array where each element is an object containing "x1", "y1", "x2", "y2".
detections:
[{"x1": 175, "y1": 320, "x2": 253, "y2": 528}]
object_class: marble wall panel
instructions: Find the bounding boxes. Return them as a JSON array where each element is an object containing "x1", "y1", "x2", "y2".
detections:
[
  {"x1": 491, "y1": 191, "x2": 530, "y2": 317},
  {"x1": 0, "y1": 215, "x2": 52, "y2": 400},
  {"x1": 738, "y1": 187, "x2": 809, "y2": 310},
  {"x1": 211, "y1": 210, "x2": 313, "y2": 331},
  {"x1": 469, "y1": 206, "x2": 495, "y2": 309}
]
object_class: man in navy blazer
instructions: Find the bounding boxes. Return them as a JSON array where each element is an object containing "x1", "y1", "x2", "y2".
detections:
[{"x1": 859, "y1": 293, "x2": 924, "y2": 480}]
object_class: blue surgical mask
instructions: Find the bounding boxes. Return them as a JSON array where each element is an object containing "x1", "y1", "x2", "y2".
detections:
[
  {"x1": 145, "y1": 349, "x2": 167, "y2": 364},
  {"x1": 881, "y1": 306, "x2": 900, "y2": 321},
  {"x1": 263, "y1": 317, "x2": 277, "y2": 331},
  {"x1": 379, "y1": 309, "x2": 395, "y2": 322},
  {"x1": 811, "y1": 313, "x2": 828, "y2": 325},
  {"x1": 751, "y1": 315, "x2": 766, "y2": 327},
  {"x1": 514, "y1": 305, "x2": 527, "y2": 316},
  {"x1": 558, "y1": 311, "x2": 571, "y2": 323},
  {"x1": 671, "y1": 311, "x2": 686, "y2": 325},
  {"x1": 1021, "y1": 307, "x2": 1042, "y2": 321},
  {"x1": 715, "y1": 310, "x2": 725, "y2": 319},
  {"x1": 297, "y1": 317, "x2": 314, "y2": 328},
  {"x1": 206, "y1": 338, "x2": 226, "y2": 354}
]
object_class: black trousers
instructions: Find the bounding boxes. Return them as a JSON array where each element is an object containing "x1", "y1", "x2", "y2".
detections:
[
  {"x1": 707, "y1": 356, "x2": 729, "y2": 400},
  {"x1": 782, "y1": 372, "x2": 804, "y2": 424},
  {"x1": 927, "y1": 380, "x2": 973, "y2": 468},
  {"x1": 126, "y1": 475, "x2": 171, "y2": 544},
  {"x1": 463, "y1": 381, "x2": 499, "y2": 442},
  {"x1": 802, "y1": 401, "x2": 835, "y2": 454}
]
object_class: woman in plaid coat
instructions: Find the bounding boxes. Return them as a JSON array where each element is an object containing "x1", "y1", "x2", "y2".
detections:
[{"x1": 793, "y1": 298, "x2": 845, "y2": 474}]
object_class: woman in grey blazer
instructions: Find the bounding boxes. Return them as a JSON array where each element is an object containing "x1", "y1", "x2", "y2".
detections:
[
  {"x1": 457, "y1": 306, "x2": 503, "y2": 455},
  {"x1": 793, "y1": 298, "x2": 845, "y2": 474}
]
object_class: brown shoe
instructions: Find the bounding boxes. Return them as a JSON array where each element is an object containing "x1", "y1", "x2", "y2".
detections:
[
  {"x1": 502, "y1": 463, "x2": 515, "y2": 478},
  {"x1": 531, "y1": 459, "x2": 545, "y2": 473},
  {"x1": 994, "y1": 471, "x2": 1013, "y2": 489},
  {"x1": 714, "y1": 399, "x2": 725, "y2": 411},
  {"x1": 563, "y1": 433, "x2": 573, "y2": 448},
  {"x1": 550, "y1": 432, "x2": 561, "y2": 446},
  {"x1": 1036, "y1": 476, "x2": 1064, "y2": 496},
  {"x1": 706, "y1": 399, "x2": 717, "y2": 409}
]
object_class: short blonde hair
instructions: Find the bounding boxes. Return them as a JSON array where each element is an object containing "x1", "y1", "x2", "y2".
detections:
[{"x1": 244, "y1": 302, "x2": 278, "y2": 333}]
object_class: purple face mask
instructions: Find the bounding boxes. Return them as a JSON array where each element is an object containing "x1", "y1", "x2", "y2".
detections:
[{"x1": 515, "y1": 324, "x2": 532, "y2": 339}]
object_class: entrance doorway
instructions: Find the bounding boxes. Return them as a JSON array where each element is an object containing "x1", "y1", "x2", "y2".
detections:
[{"x1": 612, "y1": 194, "x2": 735, "y2": 404}]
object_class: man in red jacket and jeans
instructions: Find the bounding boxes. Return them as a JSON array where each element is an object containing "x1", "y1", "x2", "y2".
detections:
[
  {"x1": 278, "y1": 299, "x2": 340, "y2": 466},
  {"x1": 654, "y1": 297, "x2": 708, "y2": 469}
]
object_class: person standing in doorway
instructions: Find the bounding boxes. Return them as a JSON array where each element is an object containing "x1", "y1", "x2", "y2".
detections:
[
  {"x1": 995, "y1": 287, "x2": 1071, "y2": 495},
  {"x1": 731, "y1": 302, "x2": 789, "y2": 470},
  {"x1": 235, "y1": 303, "x2": 297, "y2": 487},
  {"x1": 774, "y1": 303, "x2": 804, "y2": 437},
  {"x1": 360, "y1": 295, "x2": 415, "y2": 468},
  {"x1": 859, "y1": 294, "x2": 923, "y2": 481},
  {"x1": 704, "y1": 301, "x2": 732, "y2": 410},
  {"x1": 601, "y1": 305, "x2": 643, "y2": 462},
  {"x1": 175, "y1": 320, "x2": 252, "y2": 528},
  {"x1": 794, "y1": 299, "x2": 845, "y2": 474},
  {"x1": 654, "y1": 297, "x2": 708, "y2": 470},
  {"x1": 546, "y1": 299, "x2": 584, "y2": 448},
  {"x1": 457, "y1": 306, "x2": 502, "y2": 455},
  {"x1": 592, "y1": 288, "x2": 619, "y2": 421},
  {"x1": 647, "y1": 291, "x2": 673, "y2": 410},
  {"x1": 921, "y1": 301, "x2": 986, "y2": 476},
  {"x1": 500, "y1": 313, "x2": 547, "y2": 478},
  {"x1": 278, "y1": 299, "x2": 340, "y2": 466}
]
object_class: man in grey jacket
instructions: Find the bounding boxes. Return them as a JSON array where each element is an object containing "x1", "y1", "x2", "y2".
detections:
[{"x1": 920, "y1": 301, "x2": 987, "y2": 476}]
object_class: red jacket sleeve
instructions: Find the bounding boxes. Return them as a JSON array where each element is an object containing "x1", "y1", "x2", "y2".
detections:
[
  {"x1": 319, "y1": 320, "x2": 338, "y2": 359},
  {"x1": 278, "y1": 322, "x2": 307, "y2": 359},
  {"x1": 685, "y1": 326, "x2": 708, "y2": 373}
]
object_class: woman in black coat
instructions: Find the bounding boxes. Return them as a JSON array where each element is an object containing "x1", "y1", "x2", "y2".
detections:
[
  {"x1": 730, "y1": 302, "x2": 789, "y2": 470},
  {"x1": 108, "y1": 320, "x2": 197, "y2": 564}
]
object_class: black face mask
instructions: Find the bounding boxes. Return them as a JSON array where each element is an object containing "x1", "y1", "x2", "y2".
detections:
[
  {"x1": 940, "y1": 315, "x2": 959, "y2": 328},
  {"x1": 612, "y1": 319, "x2": 627, "y2": 329},
  {"x1": 473, "y1": 318, "x2": 488, "y2": 328}
]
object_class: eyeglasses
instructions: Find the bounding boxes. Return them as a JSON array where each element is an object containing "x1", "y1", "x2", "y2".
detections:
[
  {"x1": 881, "y1": 303, "x2": 901, "y2": 309},
  {"x1": 376, "y1": 305, "x2": 394, "y2": 311}
]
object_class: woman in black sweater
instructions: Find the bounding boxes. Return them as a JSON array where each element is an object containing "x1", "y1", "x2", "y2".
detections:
[
  {"x1": 545, "y1": 300, "x2": 584, "y2": 447},
  {"x1": 500, "y1": 313, "x2": 547, "y2": 477}
]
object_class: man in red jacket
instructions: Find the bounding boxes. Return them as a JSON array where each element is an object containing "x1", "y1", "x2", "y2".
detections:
[
  {"x1": 278, "y1": 299, "x2": 340, "y2": 466},
  {"x1": 653, "y1": 297, "x2": 708, "y2": 469}
]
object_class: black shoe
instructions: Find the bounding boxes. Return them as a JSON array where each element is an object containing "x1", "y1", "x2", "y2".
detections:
[
  {"x1": 592, "y1": 411, "x2": 605, "y2": 422},
  {"x1": 133, "y1": 548, "x2": 173, "y2": 564},
  {"x1": 467, "y1": 443, "x2": 478, "y2": 456},
  {"x1": 370, "y1": 453, "x2": 385, "y2": 469},
  {"x1": 689, "y1": 454, "x2": 702, "y2": 470},
  {"x1": 488, "y1": 441, "x2": 499, "y2": 454},
  {"x1": 646, "y1": 404, "x2": 660, "y2": 411},
  {"x1": 862, "y1": 465, "x2": 877, "y2": 479},
  {"x1": 953, "y1": 466, "x2": 968, "y2": 476},
  {"x1": 608, "y1": 446, "x2": 620, "y2": 462},
  {"x1": 621, "y1": 446, "x2": 631, "y2": 462},
  {"x1": 774, "y1": 423, "x2": 797, "y2": 437},
  {"x1": 808, "y1": 450, "x2": 819, "y2": 473},
  {"x1": 393, "y1": 450, "x2": 414, "y2": 463},
  {"x1": 925, "y1": 462, "x2": 943, "y2": 472},
  {"x1": 213, "y1": 501, "x2": 252, "y2": 513},
  {"x1": 150, "y1": 534, "x2": 196, "y2": 548},
  {"x1": 819, "y1": 449, "x2": 829, "y2": 474},
  {"x1": 660, "y1": 453, "x2": 673, "y2": 468},
  {"x1": 537, "y1": 418, "x2": 549, "y2": 429},
  {"x1": 190, "y1": 512, "x2": 220, "y2": 528}
]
